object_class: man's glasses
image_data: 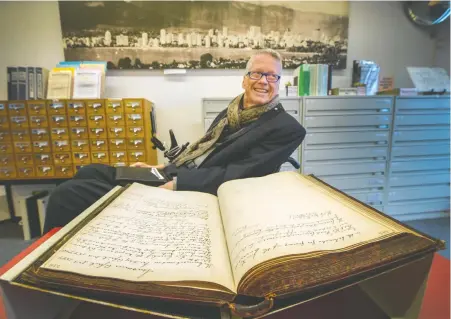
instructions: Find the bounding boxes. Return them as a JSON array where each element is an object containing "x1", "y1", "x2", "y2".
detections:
[{"x1": 246, "y1": 71, "x2": 281, "y2": 83}]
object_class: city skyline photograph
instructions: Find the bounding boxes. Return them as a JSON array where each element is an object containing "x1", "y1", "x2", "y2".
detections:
[{"x1": 59, "y1": 1, "x2": 349, "y2": 70}]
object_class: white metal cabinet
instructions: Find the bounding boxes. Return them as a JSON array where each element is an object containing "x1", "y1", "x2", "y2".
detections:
[
  {"x1": 301, "y1": 96, "x2": 393, "y2": 207},
  {"x1": 386, "y1": 97, "x2": 450, "y2": 220},
  {"x1": 202, "y1": 97, "x2": 302, "y2": 171}
]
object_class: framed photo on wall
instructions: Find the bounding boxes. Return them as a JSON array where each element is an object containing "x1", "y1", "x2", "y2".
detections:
[{"x1": 59, "y1": 1, "x2": 349, "y2": 70}]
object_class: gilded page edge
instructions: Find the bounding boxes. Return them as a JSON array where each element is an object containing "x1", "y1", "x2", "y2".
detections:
[{"x1": 0, "y1": 186, "x2": 124, "y2": 282}]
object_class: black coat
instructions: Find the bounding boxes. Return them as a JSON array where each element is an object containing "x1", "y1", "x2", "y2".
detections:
[{"x1": 165, "y1": 103, "x2": 306, "y2": 195}]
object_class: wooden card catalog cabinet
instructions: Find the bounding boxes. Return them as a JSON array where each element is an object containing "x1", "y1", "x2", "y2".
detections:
[{"x1": 0, "y1": 98, "x2": 157, "y2": 180}]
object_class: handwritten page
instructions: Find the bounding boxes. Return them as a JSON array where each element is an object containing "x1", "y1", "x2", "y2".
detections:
[
  {"x1": 217, "y1": 172, "x2": 397, "y2": 282},
  {"x1": 41, "y1": 183, "x2": 235, "y2": 292}
]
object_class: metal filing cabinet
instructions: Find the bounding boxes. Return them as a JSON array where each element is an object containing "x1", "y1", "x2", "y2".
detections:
[
  {"x1": 301, "y1": 96, "x2": 394, "y2": 209},
  {"x1": 202, "y1": 97, "x2": 302, "y2": 172},
  {"x1": 386, "y1": 96, "x2": 450, "y2": 220}
]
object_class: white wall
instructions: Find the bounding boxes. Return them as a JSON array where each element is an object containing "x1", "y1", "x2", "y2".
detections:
[{"x1": 0, "y1": 1, "x2": 444, "y2": 163}]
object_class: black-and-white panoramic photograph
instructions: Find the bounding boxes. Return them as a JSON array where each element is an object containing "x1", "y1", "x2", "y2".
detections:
[{"x1": 59, "y1": 1, "x2": 349, "y2": 70}]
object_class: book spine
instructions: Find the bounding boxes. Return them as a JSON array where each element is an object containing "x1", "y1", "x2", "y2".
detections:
[
  {"x1": 303, "y1": 65, "x2": 310, "y2": 96},
  {"x1": 35, "y1": 67, "x2": 43, "y2": 99},
  {"x1": 27, "y1": 67, "x2": 36, "y2": 100},
  {"x1": 17, "y1": 67, "x2": 27, "y2": 100},
  {"x1": 298, "y1": 67, "x2": 304, "y2": 96}
]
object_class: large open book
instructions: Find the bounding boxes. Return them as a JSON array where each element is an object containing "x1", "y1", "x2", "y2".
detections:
[{"x1": 1, "y1": 172, "x2": 444, "y2": 318}]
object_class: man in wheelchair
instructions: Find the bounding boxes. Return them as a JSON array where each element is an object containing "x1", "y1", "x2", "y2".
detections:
[{"x1": 43, "y1": 49, "x2": 306, "y2": 233}]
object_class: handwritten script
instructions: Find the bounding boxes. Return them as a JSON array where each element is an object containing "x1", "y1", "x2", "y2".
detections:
[
  {"x1": 43, "y1": 188, "x2": 213, "y2": 281},
  {"x1": 229, "y1": 211, "x2": 364, "y2": 272}
]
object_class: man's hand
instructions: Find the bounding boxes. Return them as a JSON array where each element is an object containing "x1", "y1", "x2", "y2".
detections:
[
  {"x1": 159, "y1": 181, "x2": 174, "y2": 190},
  {"x1": 130, "y1": 162, "x2": 165, "y2": 169}
]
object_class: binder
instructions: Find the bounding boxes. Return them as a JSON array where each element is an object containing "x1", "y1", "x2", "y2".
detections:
[
  {"x1": 27, "y1": 67, "x2": 36, "y2": 100},
  {"x1": 7, "y1": 67, "x2": 18, "y2": 100},
  {"x1": 34, "y1": 67, "x2": 49, "y2": 99},
  {"x1": 17, "y1": 67, "x2": 27, "y2": 100}
]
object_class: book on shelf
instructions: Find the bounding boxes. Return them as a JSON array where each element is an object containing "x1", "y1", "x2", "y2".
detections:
[
  {"x1": 293, "y1": 64, "x2": 330, "y2": 96},
  {"x1": 0, "y1": 172, "x2": 443, "y2": 318}
]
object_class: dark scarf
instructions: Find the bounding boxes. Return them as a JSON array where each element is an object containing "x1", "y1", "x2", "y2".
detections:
[{"x1": 173, "y1": 93, "x2": 280, "y2": 167}]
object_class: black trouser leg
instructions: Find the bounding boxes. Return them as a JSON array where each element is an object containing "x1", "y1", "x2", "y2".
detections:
[{"x1": 43, "y1": 164, "x2": 117, "y2": 234}]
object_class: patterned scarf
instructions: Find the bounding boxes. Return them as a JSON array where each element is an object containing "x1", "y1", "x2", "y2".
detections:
[{"x1": 173, "y1": 93, "x2": 280, "y2": 167}]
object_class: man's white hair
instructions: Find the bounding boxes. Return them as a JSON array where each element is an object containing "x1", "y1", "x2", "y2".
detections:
[{"x1": 245, "y1": 49, "x2": 283, "y2": 73}]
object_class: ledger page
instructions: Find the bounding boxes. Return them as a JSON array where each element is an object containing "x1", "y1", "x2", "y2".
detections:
[
  {"x1": 217, "y1": 172, "x2": 399, "y2": 284},
  {"x1": 41, "y1": 183, "x2": 235, "y2": 292}
]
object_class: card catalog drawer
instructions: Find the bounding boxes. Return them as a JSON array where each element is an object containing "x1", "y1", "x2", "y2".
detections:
[
  {"x1": 389, "y1": 173, "x2": 449, "y2": 187},
  {"x1": 304, "y1": 147, "x2": 388, "y2": 162},
  {"x1": 72, "y1": 152, "x2": 91, "y2": 165},
  {"x1": 15, "y1": 154, "x2": 34, "y2": 167},
  {"x1": 395, "y1": 98, "x2": 450, "y2": 113},
  {"x1": 107, "y1": 127, "x2": 125, "y2": 138},
  {"x1": 0, "y1": 102, "x2": 7, "y2": 116},
  {"x1": 53, "y1": 152, "x2": 72, "y2": 165},
  {"x1": 126, "y1": 113, "x2": 144, "y2": 126},
  {"x1": 8, "y1": 102, "x2": 27, "y2": 116},
  {"x1": 10, "y1": 116, "x2": 29, "y2": 129},
  {"x1": 67, "y1": 101, "x2": 86, "y2": 115},
  {"x1": 392, "y1": 129, "x2": 449, "y2": 143},
  {"x1": 388, "y1": 185, "x2": 450, "y2": 202},
  {"x1": 124, "y1": 99, "x2": 143, "y2": 114},
  {"x1": 69, "y1": 115, "x2": 87, "y2": 127},
  {"x1": 88, "y1": 114, "x2": 106, "y2": 128},
  {"x1": 31, "y1": 128, "x2": 50, "y2": 141},
  {"x1": 29, "y1": 115, "x2": 49, "y2": 128},
  {"x1": 109, "y1": 139, "x2": 126, "y2": 151},
  {"x1": 34, "y1": 153, "x2": 53, "y2": 166},
  {"x1": 11, "y1": 129, "x2": 31, "y2": 142},
  {"x1": 32, "y1": 141, "x2": 51, "y2": 153},
  {"x1": 47, "y1": 101, "x2": 66, "y2": 115},
  {"x1": 126, "y1": 126, "x2": 145, "y2": 138},
  {"x1": 321, "y1": 176, "x2": 385, "y2": 191},
  {"x1": 0, "y1": 167, "x2": 16, "y2": 179},
  {"x1": 390, "y1": 159, "x2": 450, "y2": 173},
  {"x1": 27, "y1": 101, "x2": 47, "y2": 115},
  {"x1": 0, "y1": 130, "x2": 11, "y2": 142},
  {"x1": 107, "y1": 114, "x2": 125, "y2": 126},
  {"x1": 106, "y1": 99, "x2": 124, "y2": 114},
  {"x1": 305, "y1": 97, "x2": 392, "y2": 114},
  {"x1": 0, "y1": 117, "x2": 9, "y2": 130},
  {"x1": 110, "y1": 161, "x2": 128, "y2": 167},
  {"x1": 303, "y1": 161, "x2": 386, "y2": 176},
  {"x1": 14, "y1": 141, "x2": 32, "y2": 154},
  {"x1": 391, "y1": 144, "x2": 449, "y2": 158},
  {"x1": 69, "y1": 127, "x2": 88, "y2": 139},
  {"x1": 49, "y1": 115, "x2": 68, "y2": 128},
  {"x1": 71, "y1": 140, "x2": 90, "y2": 152},
  {"x1": 53, "y1": 140, "x2": 71, "y2": 152},
  {"x1": 304, "y1": 115, "x2": 391, "y2": 129},
  {"x1": 90, "y1": 139, "x2": 108, "y2": 151},
  {"x1": 86, "y1": 100, "x2": 105, "y2": 114},
  {"x1": 395, "y1": 114, "x2": 450, "y2": 127},
  {"x1": 386, "y1": 200, "x2": 450, "y2": 216},
  {"x1": 110, "y1": 151, "x2": 127, "y2": 162},
  {"x1": 55, "y1": 165, "x2": 74, "y2": 178},
  {"x1": 0, "y1": 143, "x2": 13, "y2": 154},
  {"x1": 36, "y1": 165, "x2": 54, "y2": 177},
  {"x1": 89, "y1": 127, "x2": 107, "y2": 139},
  {"x1": 91, "y1": 152, "x2": 109, "y2": 164},
  {"x1": 305, "y1": 131, "x2": 389, "y2": 147},
  {"x1": 346, "y1": 191, "x2": 384, "y2": 205},
  {"x1": 51, "y1": 128, "x2": 69, "y2": 140},
  {"x1": 0, "y1": 154, "x2": 14, "y2": 166},
  {"x1": 17, "y1": 166, "x2": 35, "y2": 178},
  {"x1": 127, "y1": 138, "x2": 145, "y2": 150},
  {"x1": 128, "y1": 151, "x2": 146, "y2": 162}
]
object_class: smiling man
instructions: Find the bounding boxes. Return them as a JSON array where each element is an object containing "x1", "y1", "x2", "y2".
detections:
[{"x1": 43, "y1": 49, "x2": 307, "y2": 232}]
